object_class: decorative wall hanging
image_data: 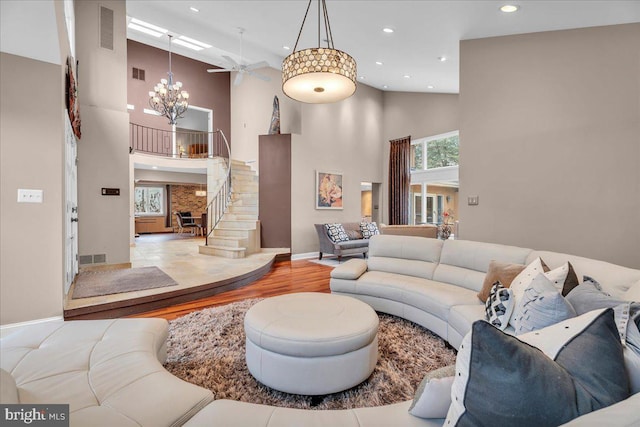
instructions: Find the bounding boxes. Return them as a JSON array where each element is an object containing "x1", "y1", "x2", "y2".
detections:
[
  {"x1": 316, "y1": 171, "x2": 343, "y2": 209},
  {"x1": 66, "y1": 57, "x2": 81, "y2": 139}
]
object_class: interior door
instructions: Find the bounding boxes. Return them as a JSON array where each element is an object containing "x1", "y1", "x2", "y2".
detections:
[{"x1": 65, "y1": 114, "x2": 78, "y2": 294}]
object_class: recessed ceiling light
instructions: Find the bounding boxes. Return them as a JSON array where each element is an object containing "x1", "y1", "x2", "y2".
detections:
[
  {"x1": 190, "y1": 6, "x2": 199, "y2": 12},
  {"x1": 359, "y1": 76, "x2": 365, "y2": 80},
  {"x1": 427, "y1": 85, "x2": 435, "y2": 89},
  {"x1": 500, "y1": 4, "x2": 520, "y2": 13},
  {"x1": 283, "y1": 46, "x2": 291, "y2": 50},
  {"x1": 382, "y1": 27, "x2": 394, "y2": 34},
  {"x1": 152, "y1": 166, "x2": 158, "y2": 169},
  {"x1": 375, "y1": 61, "x2": 383, "y2": 65},
  {"x1": 438, "y1": 56, "x2": 447, "y2": 62},
  {"x1": 403, "y1": 75, "x2": 411, "y2": 79},
  {"x1": 383, "y1": 85, "x2": 388, "y2": 89}
]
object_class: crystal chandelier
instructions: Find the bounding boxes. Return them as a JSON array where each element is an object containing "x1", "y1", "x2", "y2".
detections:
[
  {"x1": 282, "y1": 0, "x2": 357, "y2": 104},
  {"x1": 149, "y1": 35, "x2": 190, "y2": 124}
]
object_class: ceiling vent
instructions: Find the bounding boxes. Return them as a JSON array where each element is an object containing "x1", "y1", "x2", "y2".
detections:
[{"x1": 99, "y1": 6, "x2": 114, "y2": 50}]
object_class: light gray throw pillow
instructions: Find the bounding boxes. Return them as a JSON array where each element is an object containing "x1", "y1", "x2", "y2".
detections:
[
  {"x1": 512, "y1": 273, "x2": 576, "y2": 335},
  {"x1": 409, "y1": 365, "x2": 456, "y2": 419}
]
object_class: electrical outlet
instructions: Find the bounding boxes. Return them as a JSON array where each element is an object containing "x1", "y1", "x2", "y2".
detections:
[
  {"x1": 468, "y1": 196, "x2": 479, "y2": 206},
  {"x1": 17, "y1": 189, "x2": 43, "y2": 203}
]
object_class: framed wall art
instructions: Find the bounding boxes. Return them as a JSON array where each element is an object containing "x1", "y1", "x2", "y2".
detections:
[{"x1": 316, "y1": 171, "x2": 343, "y2": 210}]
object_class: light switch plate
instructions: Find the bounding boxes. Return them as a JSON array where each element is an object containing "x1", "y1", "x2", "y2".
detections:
[
  {"x1": 468, "y1": 196, "x2": 479, "y2": 206},
  {"x1": 18, "y1": 189, "x2": 43, "y2": 203}
]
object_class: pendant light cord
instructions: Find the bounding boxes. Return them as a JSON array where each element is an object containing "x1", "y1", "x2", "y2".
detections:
[
  {"x1": 292, "y1": 0, "x2": 334, "y2": 51},
  {"x1": 292, "y1": 0, "x2": 312, "y2": 52}
]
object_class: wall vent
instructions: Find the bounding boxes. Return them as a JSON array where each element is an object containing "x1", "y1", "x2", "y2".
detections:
[
  {"x1": 99, "y1": 6, "x2": 114, "y2": 50},
  {"x1": 79, "y1": 254, "x2": 107, "y2": 264},
  {"x1": 132, "y1": 67, "x2": 145, "y2": 81}
]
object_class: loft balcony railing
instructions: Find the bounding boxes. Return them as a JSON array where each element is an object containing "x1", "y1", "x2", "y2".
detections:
[
  {"x1": 129, "y1": 122, "x2": 232, "y2": 244},
  {"x1": 129, "y1": 122, "x2": 228, "y2": 159}
]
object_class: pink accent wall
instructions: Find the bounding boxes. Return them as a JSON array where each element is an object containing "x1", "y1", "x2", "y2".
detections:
[{"x1": 126, "y1": 40, "x2": 231, "y2": 143}]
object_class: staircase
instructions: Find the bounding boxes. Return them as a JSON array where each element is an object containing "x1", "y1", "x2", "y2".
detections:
[{"x1": 199, "y1": 160, "x2": 260, "y2": 259}]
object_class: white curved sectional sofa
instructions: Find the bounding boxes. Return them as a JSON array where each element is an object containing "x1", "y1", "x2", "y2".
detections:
[
  {"x1": 187, "y1": 235, "x2": 640, "y2": 426},
  {"x1": 2, "y1": 234, "x2": 639, "y2": 426},
  {"x1": 0, "y1": 319, "x2": 213, "y2": 427}
]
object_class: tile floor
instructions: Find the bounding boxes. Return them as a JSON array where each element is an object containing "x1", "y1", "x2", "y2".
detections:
[{"x1": 64, "y1": 234, "x2": 287, "y2": 310}]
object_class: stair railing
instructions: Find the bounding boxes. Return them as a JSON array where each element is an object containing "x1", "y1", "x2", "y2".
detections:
[{"x1": 204, "y1": 129, "x2": 232, "y2": 245}]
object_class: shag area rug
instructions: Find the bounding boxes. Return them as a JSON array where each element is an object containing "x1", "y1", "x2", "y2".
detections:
[
  {"x1": 165, "y1": 298, "x2": 457, "y2": 410},
  {"x1": 72, "y1": 266, "x2": 178, "y2": 299}
]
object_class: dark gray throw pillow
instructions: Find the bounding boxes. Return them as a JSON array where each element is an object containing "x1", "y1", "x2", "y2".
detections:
[{"x1": 445, "y1": 309, "x2": 629, "y2": 427}]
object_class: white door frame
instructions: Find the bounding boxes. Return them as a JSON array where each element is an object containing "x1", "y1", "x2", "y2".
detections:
[{"x1": 64, "y1": 113, "x2": 78, "y2": 294}]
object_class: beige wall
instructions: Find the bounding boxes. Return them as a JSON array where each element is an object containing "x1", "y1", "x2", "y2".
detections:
[
  {"x1": 76, "y1": 1, "x2": 131, "y2": 265},
  {"x1": 459, "y1": 23, "x2": 640, "y2": 268},
  {"x1": 0, "y1": 1, "x2": 71, "y2": 325},
  {"x1": 231, "y1": 72, "x2": 384, "y2": 254},
  {"x1": 0, "y1": 54, "x2": 64, "y2": 324},
  {"x1": 231, "y1": 66, "x2": 302, "y2": 168},
  {"x1": 382, "y1": 92, "x2": 460, "y2": 224}
]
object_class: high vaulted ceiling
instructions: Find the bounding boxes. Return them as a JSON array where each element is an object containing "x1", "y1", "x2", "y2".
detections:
[{"x1": 126, "y1": 1, "x2": 640, "y2": 93}]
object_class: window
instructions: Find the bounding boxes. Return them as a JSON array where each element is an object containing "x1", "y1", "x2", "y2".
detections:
[
  {"x1": 135, "y1": 187, "x2": 164, "y2": 215},
  {"x1": 411, "y1": 131, "x2": 459, "y2": 171},
  {"x1": 409, "y1": 131, "x2": 459, "y2": 226}
]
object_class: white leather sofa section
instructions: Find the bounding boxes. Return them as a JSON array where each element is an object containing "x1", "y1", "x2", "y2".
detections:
[
  {"x1": 185, "y1": 400, "x2": 445, "y2": 427},
  {"x1": 0, "y1": 319, "x2": 213, "y2": 427},
  {"x1": 331, "y1": 235, "x2": 640, "y2": 350}
]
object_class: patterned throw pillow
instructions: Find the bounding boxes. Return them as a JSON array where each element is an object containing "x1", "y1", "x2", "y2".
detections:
[
  {"x1": 485, "y1": 281, "x2": 515, "y2": 331},
  {"x1": 509, "y1": 258, "x2": 578, "y2": 327},
  {"x1": 360, "y1": 222, "x2": 380, "y2": 239},
  {"x1": 511, "y1": 273, "x2": 576, "y2": 335},
  {"x1": 324, "y1": 223, "x2": 349, "y2": 243}
]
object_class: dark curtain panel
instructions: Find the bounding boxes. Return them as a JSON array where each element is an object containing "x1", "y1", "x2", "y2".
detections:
[{"x1": 388, "y1": 136, "x2": 411, "y2": 225}]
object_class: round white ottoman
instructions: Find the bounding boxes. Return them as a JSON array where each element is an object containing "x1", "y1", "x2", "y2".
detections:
[{"x1": 244, "y1": 292, "x2": 379, "y2": 395}]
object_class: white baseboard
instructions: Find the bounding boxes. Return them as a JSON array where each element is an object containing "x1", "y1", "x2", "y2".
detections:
[
  {"x1": 0, "y1": 316, "x2": 63, "y2": 338},
  {"x1": 291, "y1": 252, "x2": 318, "y2": 261}
]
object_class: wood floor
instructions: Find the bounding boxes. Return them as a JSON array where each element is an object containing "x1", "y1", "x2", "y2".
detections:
[{"x1": 131, "y1": 260, "x2": 332, "y2": 321}]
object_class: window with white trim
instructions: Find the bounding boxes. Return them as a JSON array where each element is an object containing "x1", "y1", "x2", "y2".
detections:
[{"x1": 409, "y1": 131, "x2": 459, "y2": 226}]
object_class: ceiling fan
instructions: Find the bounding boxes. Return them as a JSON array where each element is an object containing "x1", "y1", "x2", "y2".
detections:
[{"x1": 207, "y1": 29, "x2": 271, "y2": 86}]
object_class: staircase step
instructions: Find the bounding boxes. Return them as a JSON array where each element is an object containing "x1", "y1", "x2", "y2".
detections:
[
  {"x1": 224, "y1": 213, "x2": 258, "y2": 221},
  {"x1": 231, "y1": 161, "x2": 252, "y2": 169},
  {"x1": 232, "y1": 174, "x2": 258, "y2": 183},
  {"x1": 233, "y1": 184, "x2": 259, "y2": 192},
  {"x1": 207, "y1": 236, "x2": 246, "y2": 248},
  {"x1": 228, "y1": 205, "x2": 258, "y2": 214},
  {"x1": 213, "y1": 228, "x2": 251, "y2": 238},
  {"x1": 231, "y1": 165, "x2": 257, "y2": 175},
  {"x1": 217, "y1": 219, "x2": 258, "y2": 230},
  {"x1": 199, "y1": 245, "x2": 246, "y2": 259}
]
